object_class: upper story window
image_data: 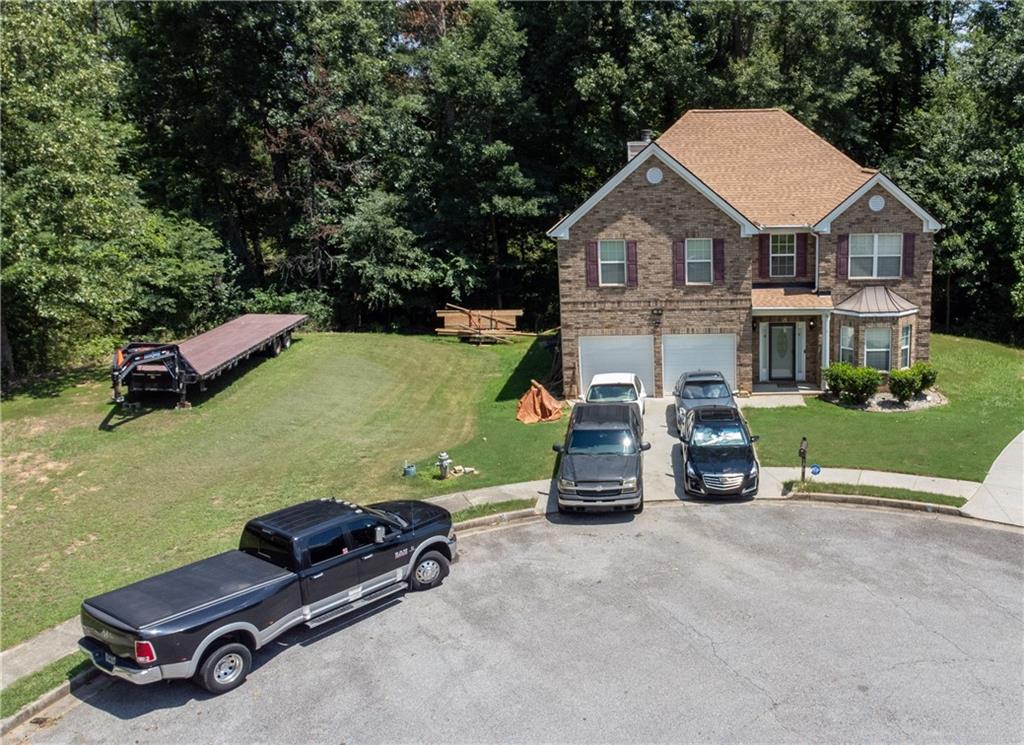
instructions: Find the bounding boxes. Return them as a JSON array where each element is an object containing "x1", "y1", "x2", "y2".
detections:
[
  {"x1": 685, "y1": 238, "x2": 713, "y2": 284},
  {"x1": 850, "y1": 233, "x2": 902, "y2": 279},
  {"x1": 598, "y1": 240, "x2": 626, "y2": 286},
  {"x1": 840, "y1": 326, "x2": 855, "y2": 364},
  {"x1": 770, "y1": 234, "x2": 796, "y2": 277}
]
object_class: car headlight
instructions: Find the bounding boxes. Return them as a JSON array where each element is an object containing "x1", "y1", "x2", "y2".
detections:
[
  {"x1": 749, "y1": 461, "x2": 759, "y2": 478},
  {"x1": 622, "y1": 477, "x2": 638, "y2": 490},
  {"x1": 686, "y1": 460, "x2": 697, "y2": 477},
  {"x1": 558, "y1": 478, "x2": 576, "y2": 491}
]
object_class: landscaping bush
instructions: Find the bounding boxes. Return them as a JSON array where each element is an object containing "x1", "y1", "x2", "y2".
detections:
[
  {"x1": 822, "y1": 362, "x2": 856, "y2": 397},
  {"x1": 912, "y1": 361, "x2": 938, "y2": 390},
  {"x1": 888, "y1": 368, "x2": 921, "y2": 403},
  {"x1": 843, "y1": 366, "x2": 881, "y2": 404},
  {"x1": 825, "y1": 363, "x2": 881, "y2": 404}
]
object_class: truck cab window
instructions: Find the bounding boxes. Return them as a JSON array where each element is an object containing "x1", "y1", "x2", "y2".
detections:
[
  {"x1": 307, "y1": 526, "x2": 347, "y2": 565},
  {"x1": 239, "y1": 527, "x2": 295, "y2": 571},
  {"x1": 346, "y1": 517, "x2": 380, "y2": 550}
]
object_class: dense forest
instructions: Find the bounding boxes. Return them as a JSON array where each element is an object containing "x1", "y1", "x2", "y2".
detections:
[{"x1": 2, "y1": 0, "x2": 1022, "y2": 378}]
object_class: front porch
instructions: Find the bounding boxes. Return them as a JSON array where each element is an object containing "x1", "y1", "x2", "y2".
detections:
[
  {"x1": 751, "y1": 381, "x2": 823, "y2": 395},
  {"x1": 751, "y1": 286, "x2": 834, "y2": 392}
]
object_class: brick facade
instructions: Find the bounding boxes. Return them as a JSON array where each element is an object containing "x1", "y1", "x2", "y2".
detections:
[
  {"x1": 557, "y1": 164, "x2": 753, "y2": 397},
  {"x1": 558, "y1": 173, "x2": 934, "y2": 396}
]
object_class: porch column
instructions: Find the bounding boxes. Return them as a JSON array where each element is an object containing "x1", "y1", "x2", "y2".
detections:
[{"x1": 821, "y1": 311, "x2": 831, "y2": 382}]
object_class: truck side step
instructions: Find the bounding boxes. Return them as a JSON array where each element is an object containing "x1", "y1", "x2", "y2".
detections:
[{"x1": 304, "y1": 582, "x2": 409, "y2": 629}]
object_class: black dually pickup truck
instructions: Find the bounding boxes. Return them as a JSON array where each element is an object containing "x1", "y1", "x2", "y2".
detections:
[{"x1": 79, "y1": 499, "x2": 456, "y2": 694}]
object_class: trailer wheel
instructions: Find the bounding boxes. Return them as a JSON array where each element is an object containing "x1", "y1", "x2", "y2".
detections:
[
  {"x1": 196, "y1": 642, "x2": 252, "y2": 695},
  {"x1": 282, "y1": 333, "x2": 292, "y2": 350},
  {"x1": 269, "y1": 337, "x2": 283, "y2": 357}
]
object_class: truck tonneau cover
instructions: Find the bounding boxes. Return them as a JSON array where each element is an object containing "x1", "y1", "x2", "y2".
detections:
[{"x1": 84, "y1": 551, "x2": 292, "y2": 630}]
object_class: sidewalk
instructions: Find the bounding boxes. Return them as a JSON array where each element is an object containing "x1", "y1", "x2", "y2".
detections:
[
  {"x1": 961, "y1": 431, "x2": 1024, "y2": 527},
  {"x1": 758, "y1": 466, "x2": 981, "y2": 500}
]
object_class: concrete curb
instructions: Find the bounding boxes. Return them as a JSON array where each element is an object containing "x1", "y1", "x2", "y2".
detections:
[
  {"x1": 453, "y1": 508, "x2": 541, "y2": 533},
  {"x1": 788, "y1": 491, "x2": 965, "y2": 517},
  {"x1": 0, "y1": 667, "x2": 99, "y2": 736}
]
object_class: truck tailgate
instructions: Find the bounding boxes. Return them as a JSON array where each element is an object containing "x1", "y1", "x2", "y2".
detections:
[{"x1": 83, "y1": 550, "x2": 293, "y2": 630}]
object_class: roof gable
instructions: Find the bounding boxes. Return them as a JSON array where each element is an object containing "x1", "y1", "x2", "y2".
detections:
[
  {"x1": 546, "y1": 144, "x2": 759, "y2": 240},
  {"x1": 813, "y1": 173, "x2": 943, "y2": 234}
]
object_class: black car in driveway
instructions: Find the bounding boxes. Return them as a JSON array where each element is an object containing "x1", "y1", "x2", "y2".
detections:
[
  {"x1": 672, "y1": 370, "x2": 737, "y2": 433},
  {"x1": 553, "y1": 403, "x2": 650, "y2": 513},
  {"x1": 79, "y1": 499, "x2": 456, "y2": 694},
  {"x1": 680, "y1": 406, "x2": 759, "y2": 498}
]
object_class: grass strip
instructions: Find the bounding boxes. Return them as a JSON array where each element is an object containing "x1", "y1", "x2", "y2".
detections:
[
  {"x1": 452, "y1": 498, "x2": 537, "y2": 523},
  {"x1": 0, "y1": 652, "x2": 91, "y2": 719},
  {"x1": 785, "y1": 480, "x2": 966, "y2": 508}
]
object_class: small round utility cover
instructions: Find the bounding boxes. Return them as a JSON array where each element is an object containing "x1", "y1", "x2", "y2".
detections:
[
  {"x1": 646, "y1": 166, "x2": 663, "y2": 185},
  {"x1": 868, "y1": 195, "x2": 885, "y2": 212},
  {"x1": 810, "y1": 464, "x2": 822, "y2": 476}
]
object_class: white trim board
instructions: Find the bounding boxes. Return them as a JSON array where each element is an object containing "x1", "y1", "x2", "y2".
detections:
[
  {"x1": 752, "y1": 307, "x2": 832, "y2": 316},
  {"x1": 546, "y1": 144, "x2": 760, "y2": 240},
  {"x1": 832, "y1": 308, "x2": 919, "y2": 319},
  {"x1": 813, "y1": 173, "x2": 943, "y2": 234}
]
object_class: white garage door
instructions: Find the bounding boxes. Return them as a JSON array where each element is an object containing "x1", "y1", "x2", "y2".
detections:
[
  {"x1": 662, "y1": 334, "x2": 738, "y2": 393},
  {"x1": 579, "y1": 335, "x2": 655, "y2": 395}
]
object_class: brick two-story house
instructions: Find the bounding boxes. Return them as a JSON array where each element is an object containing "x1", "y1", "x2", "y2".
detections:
[{"x1": 547, "y1": 108, "x2": 942, "y2": 397}]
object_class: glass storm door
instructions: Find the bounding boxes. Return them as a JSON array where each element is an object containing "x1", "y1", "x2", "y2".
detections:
[{"x1": 769, "y1": 324, "x2": 795, "y2": 380}]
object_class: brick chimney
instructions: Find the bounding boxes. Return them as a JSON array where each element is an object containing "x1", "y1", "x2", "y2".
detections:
[{"x1": 626, "y1": 129, "x2": 653, "y2": 161}]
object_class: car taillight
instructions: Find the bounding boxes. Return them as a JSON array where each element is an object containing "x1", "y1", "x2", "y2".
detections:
[{"x1": 134, "y1": 640, "x2": 157, "y2": 664}]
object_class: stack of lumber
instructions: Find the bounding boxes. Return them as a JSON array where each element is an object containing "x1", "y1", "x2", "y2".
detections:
[{"x1": 435, "y1": 304, "x2": 528, "y2": 344}]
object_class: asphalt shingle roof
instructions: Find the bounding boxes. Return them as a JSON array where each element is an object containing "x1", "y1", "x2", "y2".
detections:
[{"x1": 657, "y1": 109, "x2": 876, "y2": 228}]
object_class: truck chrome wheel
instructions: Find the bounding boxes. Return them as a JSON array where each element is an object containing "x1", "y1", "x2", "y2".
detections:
[
  {"x1": 213, "y1": 653, "x2": 244, "y2": 685},
  {"x1": 415, "y1": 559, "x2": 441, "y2": 584}
]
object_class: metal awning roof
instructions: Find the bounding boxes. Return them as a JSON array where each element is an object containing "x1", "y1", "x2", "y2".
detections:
[{"x1": 833, "y1": 286, "x2": 919, "y2": 317}]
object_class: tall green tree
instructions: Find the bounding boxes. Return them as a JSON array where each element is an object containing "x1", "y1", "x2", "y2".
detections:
[{"x1": 0, "y1": 1, "x2": 225, "y2": 377}]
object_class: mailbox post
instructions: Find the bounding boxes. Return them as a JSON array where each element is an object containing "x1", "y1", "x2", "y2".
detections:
[{"x1": 799, "y1": 437, "x2": 808, "y2": 482}]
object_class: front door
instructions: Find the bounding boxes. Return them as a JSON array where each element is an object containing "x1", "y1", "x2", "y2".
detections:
[{"x1": 769, "y1": 324, "x2": 795, "y2": 380}]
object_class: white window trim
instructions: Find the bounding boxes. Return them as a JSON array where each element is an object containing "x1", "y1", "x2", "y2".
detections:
[
  {"x1": 685, "y1": 238, "x2": 713, "y2": 285},
  {"x1": 839, "y1": 326, "x2": 855, "y2": 364},
  {"x1": 597, "y1": 239, "x2": 627, "y2": 287},
  {"x1": 900, "y1": 324, "x2": 912, "y2": 368},
  {"x1": 849, "y1": 233, "x2": 903, "y2": 280},
  {"x1": 864, "y1": 327, "x2": 892, "y2": 370},
  {"x1": 769, "y1": 234, "x2": 797, "y2": 277}
]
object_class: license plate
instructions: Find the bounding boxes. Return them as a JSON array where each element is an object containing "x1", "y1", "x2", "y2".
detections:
[{"x1": 104, "y1": 652, "x2": 116, "y2": 666}]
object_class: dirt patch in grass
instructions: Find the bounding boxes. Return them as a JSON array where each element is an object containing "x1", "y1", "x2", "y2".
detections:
[{"x1": 3, "y1": 452, "x2": 70, "y2": 486}]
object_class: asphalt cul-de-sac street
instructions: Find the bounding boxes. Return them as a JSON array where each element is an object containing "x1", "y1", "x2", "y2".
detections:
[{"x1": 12, "y1": 500, "x2": 1023, "y2": 744}]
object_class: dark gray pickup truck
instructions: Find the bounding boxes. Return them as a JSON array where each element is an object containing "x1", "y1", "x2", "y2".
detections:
[{"x1": 79, "y1": 499, "x2": 456, "y2": 694}]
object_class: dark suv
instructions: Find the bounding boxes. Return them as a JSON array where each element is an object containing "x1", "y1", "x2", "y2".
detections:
[
  {"x1": 680, "y1": 406, "x2": 759, "y2": 498},
  {"x1": 672, "y1": 370, "x2": 737, "y2": 434},
  {"x1": 553, "y1": 403, "x2": 650, "y2": 513}
]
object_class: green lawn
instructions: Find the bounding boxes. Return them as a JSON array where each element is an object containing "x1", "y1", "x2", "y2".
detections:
[
  {"x1": 747, "y1": 334, "x2": 1024, "y2": 482},
  {"x1": 0, "y1": 333, "x2": 563, "y2": 649},
  {"x1": 785, "y1": 480, "x2": 967, "y2": 508},
  {"x1": 0, "y1": 652, "x2": 90, "y2": 719}
]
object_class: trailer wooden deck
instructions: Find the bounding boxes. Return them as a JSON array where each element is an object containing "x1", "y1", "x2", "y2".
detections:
[
  {"x1": 177, "y1": 314, "x2": 307, "y2": 378},
  {"x1": 114, "y1": 313, "x2": 307, "y2": 406}
]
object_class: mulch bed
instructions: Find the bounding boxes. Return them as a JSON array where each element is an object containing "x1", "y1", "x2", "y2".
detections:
[{"x1": 821, "y1": 387, "x2": 949, "y2": 413}]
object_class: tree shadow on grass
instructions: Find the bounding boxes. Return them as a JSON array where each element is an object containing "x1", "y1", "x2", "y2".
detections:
[
  {"x1": 495, "y1": 336, "x2": 557, "y2": 402},
  {"x1": 2, "y1": 366, "x2": 107, "y2": 401}
]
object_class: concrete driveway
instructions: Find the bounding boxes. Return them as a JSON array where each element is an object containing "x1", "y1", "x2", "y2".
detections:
[{"x1": 12, "y1": 503, "x2": 1022, "y2": 744}]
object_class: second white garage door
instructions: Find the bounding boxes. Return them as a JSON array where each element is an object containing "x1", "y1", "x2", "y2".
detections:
[
  {"x1": 578, "y1": 335, "x2": 655, "y2": 395},
  {"x1": 662, "y1": 334, "x2": 738, "y2": 393}
]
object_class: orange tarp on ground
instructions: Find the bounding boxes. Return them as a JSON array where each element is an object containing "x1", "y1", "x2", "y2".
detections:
[{"x1": 516, "y1": 380, "x2": 563, "y2": 424}]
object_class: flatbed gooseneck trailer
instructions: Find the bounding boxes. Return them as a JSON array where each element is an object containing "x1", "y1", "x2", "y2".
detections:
[{"x1": 112, "y1": 313, "x2": 307, "y2": 407}]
